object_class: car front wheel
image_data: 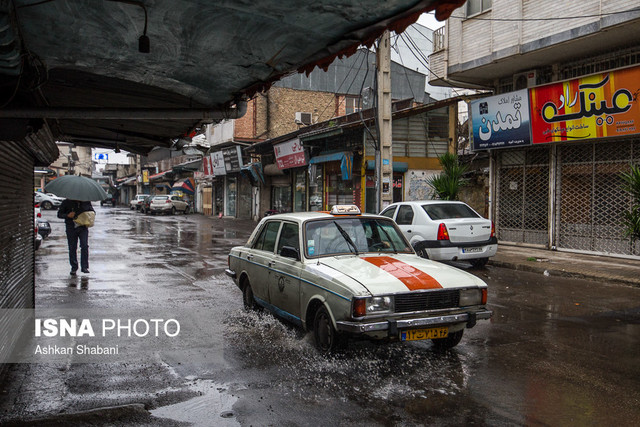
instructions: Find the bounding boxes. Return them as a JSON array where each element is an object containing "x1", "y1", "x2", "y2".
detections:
[
  {"x1": 42, "y1": 201, "x2": 52, "y2": 210},
  {"x1": 242, "y1": 280, "x2": 258, "y2": 311},
  {"x1": 431, "y1": 329, "x2": 464, "y2": 350},
  {"x1": 313, "y1": 306, "x2": 342, "y2": 353}
]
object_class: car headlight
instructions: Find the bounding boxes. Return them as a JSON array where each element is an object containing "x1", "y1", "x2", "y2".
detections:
[
  {"x1": 353, "y1": 296, "x2": 394, "y2": 317},
  {"x1": 459, "y1": 288, "x2": 487, "y2": 306}
]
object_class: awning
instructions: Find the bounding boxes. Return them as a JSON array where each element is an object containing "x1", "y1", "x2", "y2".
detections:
[
  {"x1": 171, "y1": 178, "x2": 196, "y2": 195},
  {"x1": 309, "y1": 151, "x2": 353, "y2": 180},
  {"x1": 241, "y1": 162, "x2": 265, "y2": 186},
  {"x1": 172, "y1": 159, "x2": 202, "y2": 173},
  {"x1": 149, "y1": 171, "x2": 169, "y2": 180},
  {"x1": 365, "y1": 160, "x2": 409, "y2": 173}
]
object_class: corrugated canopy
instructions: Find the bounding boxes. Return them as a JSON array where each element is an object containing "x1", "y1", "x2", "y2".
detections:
[{"x1": 0, "y1": 0, "x2": 463, "y2": 159}]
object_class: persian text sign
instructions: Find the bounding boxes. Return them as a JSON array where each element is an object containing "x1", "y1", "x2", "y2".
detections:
[
  {"x1": 274, "y1": 138, "x2": 306, "y2": 169},
  {"x1": 471, "y1": 89, "x2": 531, "y2": 150},
  {"x1": 530, "y1": 66, "x2": 639, "y2": 143}
]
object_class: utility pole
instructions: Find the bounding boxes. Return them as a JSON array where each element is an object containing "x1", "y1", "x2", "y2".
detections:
[{"x1": 376, "y1": 30, "x2": 393, "y2": 212}]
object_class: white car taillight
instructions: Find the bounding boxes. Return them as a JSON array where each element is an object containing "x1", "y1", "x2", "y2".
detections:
[
  {"x1": 490, "y1": 221, "x2": 495, "y2": 238},
  {"x1": 437, "y1": 223, "x2": 449, "y2": 240}
]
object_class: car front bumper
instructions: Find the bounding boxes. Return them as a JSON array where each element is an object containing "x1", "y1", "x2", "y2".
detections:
[{"x1": 335, "y1": 310, "x2": 492, "y2": 334}]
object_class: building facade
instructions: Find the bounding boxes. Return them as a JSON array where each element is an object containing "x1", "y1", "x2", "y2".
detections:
[
  {"x1": 204, "y1": 48, "x2": 432, "y2": 220},
  {"x1": 429, "y1": 1, "x2": 640, "y2": 258}
]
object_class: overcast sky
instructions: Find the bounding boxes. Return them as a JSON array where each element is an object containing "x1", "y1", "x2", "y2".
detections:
[{"x1": 417, "y1": 11, "x2": 446, "y2": 31}]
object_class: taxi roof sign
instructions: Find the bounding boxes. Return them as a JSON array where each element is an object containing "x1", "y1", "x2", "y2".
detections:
[{"x1": 330, "y1": 205, "x2": 361, "y2": 215}]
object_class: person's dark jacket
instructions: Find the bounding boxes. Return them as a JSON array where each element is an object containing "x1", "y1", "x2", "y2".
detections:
[{"x1": 57, "y1": 200, "x2": 95, "y2": 230}]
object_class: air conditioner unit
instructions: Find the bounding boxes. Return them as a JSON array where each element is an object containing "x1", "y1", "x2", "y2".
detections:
[
  {"x1": 295, "y1": 112, "x2": 312, "y2": 125},
  {"x1": 513, "y1": 70, "x2": 537, "y2": 90}
]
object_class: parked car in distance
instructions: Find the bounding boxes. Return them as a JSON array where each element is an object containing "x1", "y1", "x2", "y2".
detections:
[
  {"x1": 380, "y1": 201, "x2": 497, "y2": 268},
  {"x1": 149, "y1": 195, "x2": 189, "y2": 215},
  {"x1": 226, "y1": 205, "x2": 492, "y2": 353},
  {"x1": 139, "y1": 195, "x2": 155, "y2": 214},
  {"x1": 34, "y1": 192, "x2": 64, "y2": 210},
  {"x1": 130, "y1": 194, "x2": 148, "y2": 210},
  {"x1": 101, "y1": 193, "x2": 116, "y2": 206}
]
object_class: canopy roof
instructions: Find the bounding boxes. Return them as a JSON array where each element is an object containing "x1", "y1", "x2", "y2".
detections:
[{"x1": 0, "y1": 0, "x2": 463, "y2": 157}]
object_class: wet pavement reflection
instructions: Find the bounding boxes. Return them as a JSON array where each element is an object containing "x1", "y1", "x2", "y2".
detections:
[{"x1": 2, "y1": 205, "x2": 639, "y2": 426}]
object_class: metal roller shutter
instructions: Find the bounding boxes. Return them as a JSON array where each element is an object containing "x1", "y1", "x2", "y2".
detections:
[{"x1": 0, "y1": 140, "x2": 36, "y2": 363}]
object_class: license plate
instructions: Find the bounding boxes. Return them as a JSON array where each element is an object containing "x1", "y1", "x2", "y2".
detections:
[
  {"x1": 463, "y1": 247, "x2": 482, "y2": 253},
  {"x1": 401, "y1": 327, "x2": 448, "y2": 341}
]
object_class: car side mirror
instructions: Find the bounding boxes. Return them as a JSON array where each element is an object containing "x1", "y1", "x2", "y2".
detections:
[{"x1": 280, "y1": 246, "x2": 300, "y2": 261}]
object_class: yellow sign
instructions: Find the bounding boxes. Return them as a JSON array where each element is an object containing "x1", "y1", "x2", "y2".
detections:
[{"x1": 142, "y1": 170, "x2": 149, "y2": 184}]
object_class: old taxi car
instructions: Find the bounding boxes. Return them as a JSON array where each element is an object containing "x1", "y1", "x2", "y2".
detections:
[{"x1": 226, "y1": 205, "x2": 491, "y2": 352}]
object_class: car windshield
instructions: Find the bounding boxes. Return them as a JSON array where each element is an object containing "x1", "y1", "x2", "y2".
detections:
[
  {"x1": 304, "y1": 217, "x2": 412, "y2": 257},
  {"x1": 421, "y1": 203, "x2": 480, "y2": 220}
]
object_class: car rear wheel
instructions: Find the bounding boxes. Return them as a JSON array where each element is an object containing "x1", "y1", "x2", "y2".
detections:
[
  {"x1": 313, "y1": 306, "x2": 342, "y2": 353},
  {"x1": 242, "y1": 280, "x2": 258, "y2": 311},
  {"x1": 171, "y1": 207, "x2": 176, "y2": 215},
  {"x1": 414, "y1": 242, "x2": 429, "y2": 259},
  {"x1": 431, "y1": 329, "x2": 464, "y2": 350},
  {"x1": 42, "y1": 201, "x2": 52, "y2": 210},
  {"x1": 184, "y1": 206, "x2": 190, "y2": 214},
  {"x1": 470, "y1": 257, "x2": 488, "y2": 268}
]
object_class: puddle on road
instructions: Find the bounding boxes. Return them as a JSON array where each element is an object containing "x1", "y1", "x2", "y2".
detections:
[
  {"x1": 150, "y1": 380, "x2": 239, "y2": 426},
  {"x1": 224, "y1": 311, "x2": 469, "y2": 410}
]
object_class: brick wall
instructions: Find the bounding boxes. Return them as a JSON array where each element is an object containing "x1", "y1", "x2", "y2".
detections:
[{"x1": 266, "y1": 87, "x2": 337, "y2": 139}]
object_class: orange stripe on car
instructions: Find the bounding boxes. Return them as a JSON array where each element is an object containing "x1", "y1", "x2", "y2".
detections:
[{"x1": 363, "y1": 257, "x2": 442, "y2": 290}]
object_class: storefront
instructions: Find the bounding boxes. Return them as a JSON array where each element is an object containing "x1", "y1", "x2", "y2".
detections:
[{"x1": 472, "y1": 65, "x2": 640, "y2": 258}]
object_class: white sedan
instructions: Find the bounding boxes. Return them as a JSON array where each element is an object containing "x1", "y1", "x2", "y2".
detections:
[
  {"x1": 149, "y1": 195, "x2": 189, "y2": 214},
  {"x1": 226, "y1": 205, "x2": 491, "y2": 352},
  {"x1": 380, "y1": 201, "x2": 497, "y2": 268}
]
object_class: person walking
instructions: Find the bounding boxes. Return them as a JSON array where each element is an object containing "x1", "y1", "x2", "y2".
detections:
[{"x1": 57, "y1": 199, "x2": 95, "y2": 275}]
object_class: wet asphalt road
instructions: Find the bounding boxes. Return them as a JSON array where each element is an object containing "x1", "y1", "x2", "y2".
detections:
[{"x1": 1, "y1": 205, "x2": 639, "y2": 426}]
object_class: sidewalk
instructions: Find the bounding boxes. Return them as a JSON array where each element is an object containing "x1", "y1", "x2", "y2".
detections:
[{"x1": 489, "y1": 244, "x2": 640, "y2": 287}]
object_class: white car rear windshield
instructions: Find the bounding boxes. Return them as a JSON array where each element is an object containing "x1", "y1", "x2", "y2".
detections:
[
  {"x1": 154, "y1": 196, "x2": 169, "y2": 200},
  {"x1": 422, "y1": 203, "x2": 480, "y2": 220}
]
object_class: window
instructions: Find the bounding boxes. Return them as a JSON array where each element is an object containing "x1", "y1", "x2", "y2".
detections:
[
  {"x1": 345, "y1": 96, "x2": 361, "y2": 115},
  {"x1": 253, "y1": 221, "x2": 281, "y2": 252},
  {"x1": 396, "y1": 205, "x2": 414, "y2": 225},
  {"x1": 380, "y1": 206, "x2": 397, "y2": 219},
  {"x1": 466, "y1": 0, "x2": 491, "y2": 16},
  {"x1": 422, "y1": 203, "x2": 480, "y2": 220},
  {"x1": 277, "y1": 222, "x2": 299, "y2": 255}
]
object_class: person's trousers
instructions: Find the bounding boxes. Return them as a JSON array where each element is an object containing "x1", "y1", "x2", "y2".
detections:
[{"x1": 66, "y1": 226, "x2": 89, "y2": 271}]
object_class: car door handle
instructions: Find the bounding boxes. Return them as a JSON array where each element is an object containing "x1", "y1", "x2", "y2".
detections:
[
  {"x1": 247, "y1": 255, "x2": 254, "y2": 260},
  {"x1": 268, "y1": 261, "x2": 274, "y2": 268},
  {"x1": 407, "y1": 229, "x2": 412, "y2": 233}
]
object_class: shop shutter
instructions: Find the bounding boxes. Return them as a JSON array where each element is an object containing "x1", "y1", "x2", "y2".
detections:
[
  {"x1": 495, "y1": 147, "x2": 550, "y2": 246},
  {"x1": 556, "y1": 140, "x2": 640, "y2": 257},
  {"x1": 0, "y1": 140, "x2": 36, "y2": 364}
]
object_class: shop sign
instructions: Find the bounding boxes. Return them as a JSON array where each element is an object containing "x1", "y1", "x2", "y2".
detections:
[
  {"x1": 530, "y1": 65, "x2": 639, "y2": 143},
  {"x1": 202, "y1": 155, "x2": 213, "y2": 177},
  {"x1": 274, "y1": 138, "x2": 306, "y2": 169},
  {"x1": 211, "y1": 151, "x2": 226, "y2": 176},
  {"x1": 471, "y1": 89, "x2": 531, "y2": 150},
  {"x1": 223, "y1": 146, "x2": 243, "y2": 173},
  {"x1": 142, "y1": 170, "x2": 149, "y2": 184}
]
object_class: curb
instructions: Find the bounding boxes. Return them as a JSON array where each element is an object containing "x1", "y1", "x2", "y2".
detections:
[{"x1": 489, "y1": 259, "x2": 640, "y2": 287}]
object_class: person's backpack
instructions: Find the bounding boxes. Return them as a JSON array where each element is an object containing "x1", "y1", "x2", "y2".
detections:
[{"x1": 74, "y1": 211, "x2": 96, "y2": 228}]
